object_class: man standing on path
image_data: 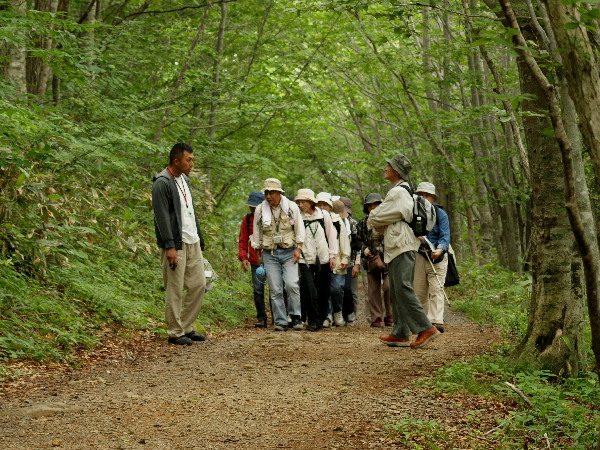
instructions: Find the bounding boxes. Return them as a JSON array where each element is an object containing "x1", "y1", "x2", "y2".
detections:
[
  {"x1": 367, "y1": 154, "x2": 440, "y2": 348},
  {"x1": 251, "y1": 178, "x2": 305, "y2": 331},
  {"x1": 152, "y1": 143, "x2": 207, "y2": 346}
]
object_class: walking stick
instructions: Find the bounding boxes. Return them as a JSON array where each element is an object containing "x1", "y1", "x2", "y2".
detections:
[{"x1": 424, "y1": 251, "x2": 451, "y2": 308}]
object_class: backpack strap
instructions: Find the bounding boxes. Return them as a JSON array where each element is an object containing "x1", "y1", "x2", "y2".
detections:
[{"x1": 303, "y1": 217, "x2": 329, "y2": 245}]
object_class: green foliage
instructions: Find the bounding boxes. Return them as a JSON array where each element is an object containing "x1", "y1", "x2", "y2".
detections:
[
  {"x1": 385, "y1": 415, "x2": 449, "y2": 449},
  {"x1": 413, "y1": 263, "x2": 599, "y2": 448},
  {"x1": 422, "y1": 354, "x2": 600, "y2": 448},
  {"x1": 449, "y1": 260, "x2": 530, "y2": 341}
]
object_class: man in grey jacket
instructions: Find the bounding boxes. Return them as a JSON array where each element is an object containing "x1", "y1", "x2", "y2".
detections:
[
  {"x1": 367, "y1": 154, "x2": 440, "y2": 349},
  {"x1": 152, "y1": 143, "x2": 206, "y2": 345}
]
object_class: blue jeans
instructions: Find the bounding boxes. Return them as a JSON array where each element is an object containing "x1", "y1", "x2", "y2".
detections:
[
  {"x1": 251, "y1": 264, "x2": 267, "y2": 321},
  {"x1": 330, "y1": 274, "x2": 346, "y2": 314},
  {"x1": 262, "y1": 247, "x2": 301, "y2": 326}
]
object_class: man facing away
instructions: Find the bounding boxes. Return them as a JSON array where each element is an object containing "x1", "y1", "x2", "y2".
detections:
[
  {"x1": 152, "y1": 143, "x2": 207, "y2": 345},
  {"x1": 251, "y1": 178, "x2": 305, "y2": 331},
  {"x1": 367, "y1": 154, "x2": 440, "y2": 349}
]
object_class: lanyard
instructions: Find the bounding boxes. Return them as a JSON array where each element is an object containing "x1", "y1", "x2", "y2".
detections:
[
  {"x1": 269, "y1": 206, "x2": 282, "y2": 232},
  {"x1": 167, "y1": 168, "x2": 189, "y2": 209}
]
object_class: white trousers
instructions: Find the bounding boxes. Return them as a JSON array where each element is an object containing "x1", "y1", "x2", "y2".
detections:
[{"x1": 413, "y1": 253, "x2": 448, "y2": 324}]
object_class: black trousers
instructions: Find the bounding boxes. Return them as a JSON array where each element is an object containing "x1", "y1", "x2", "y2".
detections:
[{"x1": 299, "y1": 262, "x2": 331, "y2": 326}]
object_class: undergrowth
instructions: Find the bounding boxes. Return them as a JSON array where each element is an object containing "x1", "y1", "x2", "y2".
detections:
[{"x1": 385, "y1": 260, "x2": 600, "y2": 449}]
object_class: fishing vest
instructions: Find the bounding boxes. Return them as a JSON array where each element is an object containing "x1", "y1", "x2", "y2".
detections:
[{"x1": 261, "y1": 207, "x2": 296, "y2": 250}]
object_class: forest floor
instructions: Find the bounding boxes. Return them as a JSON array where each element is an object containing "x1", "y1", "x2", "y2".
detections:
[{"x1": 0, "y1": 305, "x2": 506, "y2": 449}]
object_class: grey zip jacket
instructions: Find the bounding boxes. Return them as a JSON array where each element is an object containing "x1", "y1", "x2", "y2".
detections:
[{"x1": 152, "y1": 168, "x2": 205, "y2": 251}]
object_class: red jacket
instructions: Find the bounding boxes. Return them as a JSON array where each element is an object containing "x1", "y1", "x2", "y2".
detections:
[{"x1": 238, "y1": 212, "x2": 260, "y2": 265}]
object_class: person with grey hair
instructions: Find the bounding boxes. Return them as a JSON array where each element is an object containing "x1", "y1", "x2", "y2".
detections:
[
  {"x1": 367, "y1": 154, "x2": 440, "y2": 349},
  {"x1": 413, "y1": 182, "x2": 450, "y2": 333}
]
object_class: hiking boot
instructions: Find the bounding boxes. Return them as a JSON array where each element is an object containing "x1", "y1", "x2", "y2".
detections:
[
  {"x1": 370, "y1": 319, "x2": 383, "y2": 328},
  {"x1": 274, "y1": 324, "x2": 288, "y2": 332},
  {"x1": 291, "y1": 318, "x2": 304, "y2": 331},
  {"x1": 410, "y1": 327, "x2": 441, "y2": 348},
  {"x1": 254, "y1": 319, "x2": 267, "y2": 328},
  {"x1": 333, "y1": 311, "x2": 346, "y2": 327},
  {"x1": 384, "y1": 316, "x2": 394, "y2": 327},
  {"x1": 379, "y1": 334, "x2": 410, "y2": 347},
  {"x1": 185, "y1": 331, "x2": 206, "y2": 342},
  {"x1": 307, "y1": 322, "x2": 320, "y2": 332},
  {"x1": 168, "y1": 335, "x2": 194, "y2": 345},
  {"x1": 433, "y1": 323, "x2": 444, "y2": 333}
]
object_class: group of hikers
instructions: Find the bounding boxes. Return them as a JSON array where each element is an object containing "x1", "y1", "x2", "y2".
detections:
[{"x1": 152, "y1": 143, "x2": 450, "y2": 349}]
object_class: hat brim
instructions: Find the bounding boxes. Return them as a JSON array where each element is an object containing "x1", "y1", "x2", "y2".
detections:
[
  {"x1": 295, "y1": 196, "x2": 316, "y2": 204},
  {"x1": 262, "y1": 188, "x2": 284, "y2": 193},
  {"x1": 385, "y1": 157, "x2": 409, "y2": 180}
]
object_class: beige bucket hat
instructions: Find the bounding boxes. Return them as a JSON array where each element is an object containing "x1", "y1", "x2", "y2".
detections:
[
  {"x1": 262, "y1": 178, "x2": 284, "y2": 192},
  {"x1": 294, "y1": 188, "x2": 317, "y2": 204}
]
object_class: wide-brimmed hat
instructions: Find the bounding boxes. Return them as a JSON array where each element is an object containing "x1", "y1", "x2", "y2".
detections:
[
  {"x1": 332, "y1": 200, "x2": 348, "y2": 219},
  {"x1": 316, "y1": 192, "x2": 333, "y2": 207},
  {"x1": 363, "y1": 193, "x2": 383, "y2": 214},
  {"x1": 262, "y1": 178, "x2": 284, "y2": 193},
  {"x1": 338, "y1": 197, "x2": 353, "y2": 215},
  {"x1": 246, "y1": 191, "x2": 265, "y2": 207},
  {"x1": 295, "y1": 188, "x2": 317, "y2": 204},
  {"x1": 415, "y1": 182, "x2": 436, "y2": 198},
  {"x1": 385, "y1": 154, "x2": 412, "y2": 180}
]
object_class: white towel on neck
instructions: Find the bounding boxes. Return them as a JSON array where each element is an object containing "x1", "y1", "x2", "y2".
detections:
[{"x1": 261, "y1": 196, "x2": 290, "y2": 227}]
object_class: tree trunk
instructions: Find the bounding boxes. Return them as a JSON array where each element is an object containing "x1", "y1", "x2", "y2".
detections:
[
  {"x1": 494, "y1": 0, "x2": 585, "y2": 376},
  {"x1": 36, "y1": 0, "x2": 59, "y2": 96},
  {"x1": 540, "y1": 0, "x2": 600, "y2": 379},
  {"x1": 154, "y1": 2, "x2": 212, "y2": 143},
  {"x1": 6, "y1": 0, "x2": 27, "y2": 95}
]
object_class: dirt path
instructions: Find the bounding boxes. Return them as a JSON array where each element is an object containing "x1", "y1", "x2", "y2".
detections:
[{"x1": 0, "y1": 310, "x2": 498, "y2": 449}]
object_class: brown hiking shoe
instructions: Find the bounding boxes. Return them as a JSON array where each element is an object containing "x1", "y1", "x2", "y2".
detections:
[
  {"x1": 410, "y1": 326, "x2": 441, "y2": 348},
  {"x1": 379, "y1": 334, "x2": 410, "y2": 347}
]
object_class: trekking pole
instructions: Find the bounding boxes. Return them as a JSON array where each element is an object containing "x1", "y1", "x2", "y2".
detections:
[{"x1": 425, "y1": 251, "x2": 451, "y2": 308}]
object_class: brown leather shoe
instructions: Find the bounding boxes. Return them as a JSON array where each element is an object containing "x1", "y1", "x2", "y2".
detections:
[
  {"x1": 410, "y1": 326, "x2": 441, "y2": 348},
  {"x1": 371, "y1": 319, "x2": 383, "y2": 328},
  {"x1": 379, "y1": 334, "x2": 410, "y2": 347}
]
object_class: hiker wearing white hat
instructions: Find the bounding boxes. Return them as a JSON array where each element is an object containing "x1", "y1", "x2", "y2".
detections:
[
  {"x1": 251, "y1": 178, "x2": 305, "y2": 331},
  {"x1": 296, "y1": 189, "x2": 339, "y2": 331},
  {"x1": 317, "y1": 193, "x2": 351, "y2": 328},
  {"x1": 413, "y1": 182, "x2": 451, "y2": 333}
]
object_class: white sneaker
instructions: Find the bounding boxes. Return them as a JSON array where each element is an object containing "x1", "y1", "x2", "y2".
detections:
[
  {"x1": 347, "y1": 312, "x2": 356, "y2": 322},
  {"x1": 322, "y1": 318, "x2": 332, "y2": 328},
  {"x1": 333, "y1": 311, "x2": 346, "y2": 327}
]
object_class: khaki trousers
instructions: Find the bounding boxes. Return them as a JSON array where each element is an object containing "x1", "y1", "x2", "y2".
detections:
[
  {"x1": 161, "y1": 242, "x2": 206, "y2": 338},
  {"x1": 367, "y1": 269, "x2": 391, "y2": 322},
  {"x1": 413, "y1": 253, "x2": 448, "y2": 324}
]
